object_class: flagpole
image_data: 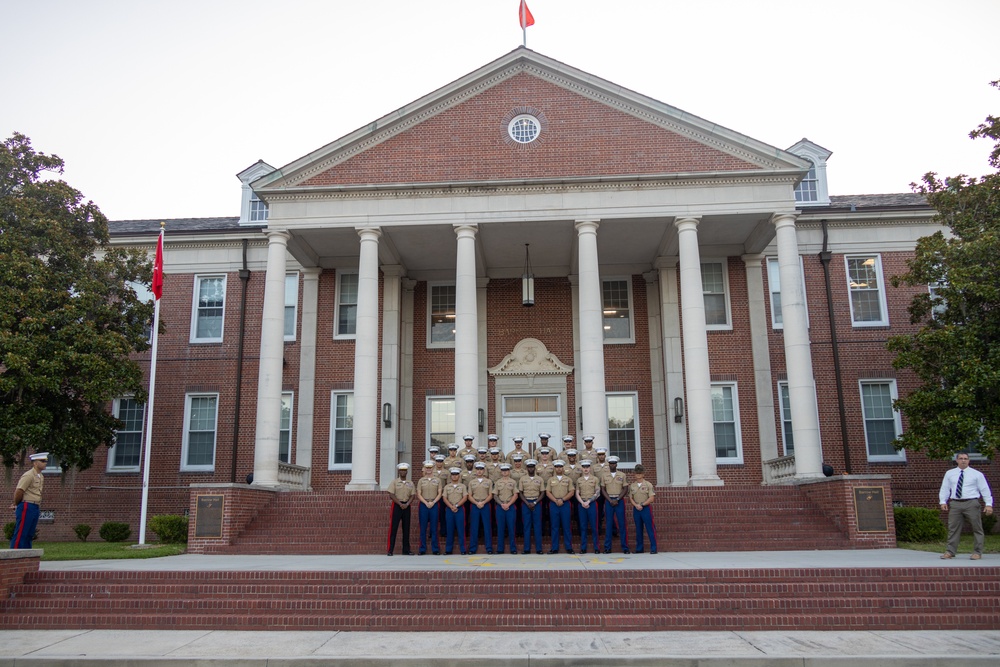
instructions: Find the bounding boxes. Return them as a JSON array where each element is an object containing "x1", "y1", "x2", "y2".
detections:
[
  {"x1": 138, "y1": 224, "x2": 164, "y2": 545},
  {"x1": 521, "y1": 3, "x2": 527, "y2": 46}
]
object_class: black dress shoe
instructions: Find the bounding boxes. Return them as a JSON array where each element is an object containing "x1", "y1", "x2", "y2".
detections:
[
  {"x1": 487, "y1": 550, "x2": 494, "y2": 555},
  {"x1": 623, "y1": 549, "x2": 631, "y2": 554},
  {"x1": 634, "y1": 549, "x2": 644, "y2": 554},
  {"x1": 567, "y1": 549, "x2": 575, "y2": 555},
  {"x1": 445, "y1": 551, "x2": 453, "y2": 555},
  {"x1": 603, "y1": 549, "x2": 611, "y2": 554},
  {"x1": 386, "y1": 551, "x2": 393, "y2": 556},
  {"x1": 418, "y1": 551, "x2": 425, "y2": 556},
  {"x1": 650, "y1": 550, "x2": 657, "y2": 554},
  {"x1": 433, "y1": 552, "x2": 441, "y2": 556},
  {"x1": 548, "y1": 549, "x2": 559, "y2": 554},
  {"x1": 580, "y1": 549, "x2": 587, "y2": 554},
  {"x1": 405, "y1": 552, "x2": 415, "y2": 556},
  {"x1": 536, "y1": 550, "x2": 544, "y2": 555},
  {"x1": 511, "y1": 550, "x2": 518, "y2": 555}
]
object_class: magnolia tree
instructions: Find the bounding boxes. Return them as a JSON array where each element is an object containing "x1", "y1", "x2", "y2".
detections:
[
  {"x1": 889, "y1": 81, "x2": 1000, "y2": 459},
  {"x1": 0, "y1": 133, "x2": 154, "y2": 470}
]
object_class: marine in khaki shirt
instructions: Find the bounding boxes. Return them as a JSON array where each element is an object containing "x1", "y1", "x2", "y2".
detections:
[
  {"x1": 518, "y1": 469, "x2": 546, "y2": 506},
  {"x1": 602, "y1": 465, "x2": 627, "y2": 500},
  {"x1": 457, "y1": 436, "x2": 477, "y2": 460},
  {"x1": 506, "y1": 438, "x2": 530, "y2": 464},
  {"x1": 493, "y1": 472, "x2": 518, "y2": 507},
  {"x1": 629, "y1": 477, "x2": 655, "y2": 508},
  {"x1": 577, "y1": 436, "x2": 598, "y2": 462},
  {"x1": 443, "y1": 473, "x2": 468, "y2": 511},
  {"x1": 546, "y1": 471, "x2": 575, "y2": 505},
  {"x1": 592, "y1": 450, "x2": 609, "y2": 479},
  {"x1": 467, "y1": 472, "x2": 494, "y2": 506},
  {"x1": 417, "y1": 468, "x2": 442, "y2": 507},
  {"x1": 575, "y1": 467, "x2": 601, "y2": 505},
  {"x1": 563, "y1": 450, "x2": 583, "y2": 484},
  {"x1": 509, "y1": 458, "x2": 527, "y2": 485}
]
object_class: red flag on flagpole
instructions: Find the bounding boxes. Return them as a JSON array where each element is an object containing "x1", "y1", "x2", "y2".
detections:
[
  {"x1": 519, "y1": 0, "x2": 535, "y2": 29},
  {"x1": 151, "y1": 227, "x2": 163, "y2": 300}
]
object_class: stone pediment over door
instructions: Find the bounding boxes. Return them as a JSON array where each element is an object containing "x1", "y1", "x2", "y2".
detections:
[{"x1": 489, "y1": 338, "x2": 573, "y2": 376}]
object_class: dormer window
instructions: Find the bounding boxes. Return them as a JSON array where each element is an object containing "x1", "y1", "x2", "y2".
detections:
[
  {"x1": 794, "y1": 160, "x2": 818, "y2": 203},
  {"x1": 249, "y1": 191, "x2": 269, "y2": 222},
  {"x1": 786, "y1": 139, "x2": 832, "y2": 207},
  {"x1": 237, "y1": 160, "x2": 277, "y2": 225}
]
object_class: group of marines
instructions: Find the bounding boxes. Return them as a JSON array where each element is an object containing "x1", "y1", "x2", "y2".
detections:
[{"x1": 386, "y1": 433, "x2": 658, "y2": 556}]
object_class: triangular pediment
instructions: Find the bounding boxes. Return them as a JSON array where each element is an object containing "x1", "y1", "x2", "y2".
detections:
[{"x1": 254, "y1": 48, "x2": 808, "y2": 192}]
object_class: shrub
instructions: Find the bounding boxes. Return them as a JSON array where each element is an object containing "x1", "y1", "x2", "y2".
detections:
[
  {"x1": 99, "y1": 521, "x2": 131, "y2": 543},
  {"x1": 148, "y1": 515, "x2": 188, "y2": 544},
  {"x1": 4, "y1": 521, "x2": 39, "y2": 542},
  {"x1": 983, "y1": 513, "x2": 997, "y2": 535},
  {"x1": 894, "y1": 507, "x2": 947, "y2": 542},
  {"x1": 74, "y1": 524, "x2": 92, "y2": 542}
]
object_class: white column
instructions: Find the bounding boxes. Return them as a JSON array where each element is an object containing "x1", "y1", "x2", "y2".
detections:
[
  {"x1": 346, "y1": 227, "x2": 381, "y2": 491},
  {"x1": 742, "y1": 254, "x2": 780, "y2": 467},
  {"x1": 657, "y1": 257, "x2": 690, "y2": 486},
  {"x1": 252, "y1": 230, "x2": 290, "y2": 488},
  {"x1": 575, "y1": 220, "x2": 609, "y2": 443},
  {"x1": 644, "y1": 270, "x2": 669, "y2": 486},
  {"x1": 454, "y1": 225, "x2": 480, "y2": 442},
  {"x1": 400, "y1": 279, "x2": 416, "y2": 459},
  {"x1": 772, "y1": 213, "x2": 823, "y2": 478},
  {"x1": 295, "y1": 267, "x2": 320, "y2": 491},
  {"x1": 477, "y1": 277, "x2": 490, "y2": 436},
  {"x1": 379, "y1": 266, "x2": 403, "y2": 488},
  {"x1": 675, "y1": 217, "x2": 722, "y2": 486}
]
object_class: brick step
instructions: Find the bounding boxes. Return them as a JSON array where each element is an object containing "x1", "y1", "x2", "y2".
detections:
[{"x1": 3, "y1": 610, "x2": 997, "y2": 632}]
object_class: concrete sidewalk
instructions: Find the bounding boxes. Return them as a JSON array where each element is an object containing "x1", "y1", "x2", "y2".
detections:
[
  {"x1": 37, "y1": 547, "x2": 994, "y2": 572},
  {"x1": 2, "y1": 629, "x2": 999, "y2": 666}
]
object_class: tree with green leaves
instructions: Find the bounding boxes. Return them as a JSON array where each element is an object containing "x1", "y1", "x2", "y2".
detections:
[
  {"x1": 888, "y1": 81, "x2": 1000, "y2": 460},
  {"x1": 0, "y1": 133, "x2": 154, "y2": 470}
]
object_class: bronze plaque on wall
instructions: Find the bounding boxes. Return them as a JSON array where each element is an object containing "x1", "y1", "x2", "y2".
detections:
[
  {"x1": 852, "y1": 486, "x2": 888, "y2": 532},
  {"x1": 195, "y1": 494, "x2": 225, "y2": 538}
]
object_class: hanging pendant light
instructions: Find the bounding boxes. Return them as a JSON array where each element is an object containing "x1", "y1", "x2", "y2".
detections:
[{"x1": 522, "y1": 243, "x2": 535, "y2": 307}]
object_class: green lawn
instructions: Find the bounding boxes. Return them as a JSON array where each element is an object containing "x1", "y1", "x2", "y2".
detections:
[
  {"x1": 29, "y1": 542, "x2": 187, "y2": 561},
  {"x1": 897, "y1": 533, "x2": 1000, "y2": 554}
]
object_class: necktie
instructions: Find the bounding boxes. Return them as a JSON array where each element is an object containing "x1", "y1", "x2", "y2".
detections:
[{"x1": 955, "y1": 470, "x2": 964, "y2": 499}]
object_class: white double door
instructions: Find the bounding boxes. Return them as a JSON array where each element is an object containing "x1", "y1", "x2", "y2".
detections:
[{"x1": 500, "y1": 394, "x2": 561, "y2": 457}]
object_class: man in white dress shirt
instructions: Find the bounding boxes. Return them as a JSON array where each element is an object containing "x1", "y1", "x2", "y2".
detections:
[{"x1": 939, "y1": 453, "x2": 993, "y2": 560}]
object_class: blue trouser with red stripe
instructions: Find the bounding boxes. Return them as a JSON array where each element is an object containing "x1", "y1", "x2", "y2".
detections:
[
  {"x1": 578, "y1": 501, "x2": 599, "y2": 552},
  {"x1": 522, "y1": 500, "x2": 542, "y2": 553},
  {"x1": 495, "y1": 504, "x2": 517, "y2": 553},
  {"x1": 418, "y1": 502, "x2": 440, "y2": 554},
  {"x1": 469, "y1": 503, "x2": 492, "y2": 553},
  {"x1": 604, "y1": 498, "x2": 629, "y2": 552},
  {"x1": 10, "y1": 502, "x2": 40, "y2": 549},
  {"x1": 632, "y1": 505, "x2": 657, "y2": 552},
  {"x1": 550, "y1": 500, "x2": 572, "y2": 551},
  {"x1": 445, "y1": 506, "x2": 466, "y2": 554}
]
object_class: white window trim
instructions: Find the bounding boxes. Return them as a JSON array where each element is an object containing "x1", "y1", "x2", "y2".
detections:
[
  {"x1": 283, "y1": 273, "x2": 298, "y2": 342},
  {"x1": 181, "y1": 392, "x2": 219, "y2": 472},
  {"x1": 190, "y1": 274, "x2": 227, "y2": 344},
  {"x1": 606, "y1": 391, "x2": 642, "y2": 467},
  {"x1": 280, "y1": 391, "x2": 294, "y2": 465},
  {"x1": 334, "y1": 271, "x2": 358, "y2": 340},
  {"x1": 426, "y1": 281, "x2": 457, "y2": 349},
  {"x1": 602, "y1": 277, "x2": 635, "y2": 344},
  {"x1": 702, "y1": 259, "x2": 733, "y2": 331},
  {"x1": 711, "y1": 381, "x2": 743, "y2": 464},
  {"x1": 426, "y1": 395, "x2": 456, "y2": 459},
  {"x1": 845, "y1": 254, "x2": 890, "y2": 328},
  {"x1": 928, "y1": 282, "x2": 947, "y2": 320},
  {"x1": 777, "y1": 381, "x2": 794, "y2": 457},
  {"x1": 766, "y1": 256, "x2": 809, "y2": 330},
  {"x1": 859, "y1": 379, "x2": 906, "y2": 463},
  {"x1": 108, "y1": 396, "x2": 144, "y2": 472},
  {"x1": 329, "y1": 391, "x2": 354, "y2": 471}
]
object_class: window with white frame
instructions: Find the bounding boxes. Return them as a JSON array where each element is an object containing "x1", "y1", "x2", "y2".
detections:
[
  {"x1": 846, "y1": 255, "x2": 889, "y2": 327},
  {"x1": 279, "y1": 392, "x2": 293, "y2": 464},
  {"x1": 191, "y1": 275, "x2": 226, "y2": 342},
  {"x1": 606, "y1": 393, "x2": 640, "y2": 465},
  {"x1": 109, "y1": 397, "x2": 144, "y2": 471},
  {"x1": 794, "y1": 160, "x2": 818, "y2": 203},
  {"x1": 766, "y1": 256, "x2": 809, "y2": 329},
  {"x1": 249, "y1": 191, "x2": 268, "y2": 223},
  {"x1": 777, "y1": 382, "x2": 794, "y2": 456},
  {"x1": 329, "y1": 392, "x2": 354, "y2": 469},
  {"x1": 859, "y1": 380, "x2": 905, "y2": 462},
  {"x1": 283, "y1": 273, "x2": 298, "y2": 341},
  {"x1": 702, "y1": 261, "x2": 731, "y2": 329},
  {"x1": 711, "y1": 383, "x2": 743, "y2": 463},
  {"x1": 602, "y1": 278, "x2": 634, "y2": 342},
  {"x1": 427, "y1": 397, "x2": 456, "y2": 454},
  {"x1": 335, "y1": 272, "x2": 358, "y2": 338},
  {"x1": 428, "y1": 283, "x2": 456, "y2": 346},
  {"x1": 928, "y1": 282, "x2": 947, "y2": 319},
  {"x1": 182, "y1": 393, "x2": 219, "y2": 471},
  {"x1": 128, "y1": 280, "x2": 154, "y2": 342}
]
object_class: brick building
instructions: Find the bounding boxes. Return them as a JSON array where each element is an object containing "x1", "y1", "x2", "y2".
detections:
[{"x1": 9, "y1": 48, "x2": 994, "y2": 540}]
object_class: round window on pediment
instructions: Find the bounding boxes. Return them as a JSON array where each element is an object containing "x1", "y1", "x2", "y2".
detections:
[{"x1": 508, "y1": 114, "x2": 540, "y2": 144}]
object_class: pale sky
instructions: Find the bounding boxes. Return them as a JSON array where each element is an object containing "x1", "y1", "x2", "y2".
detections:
[{"x1": 2, "y1": 0, "x2": 997, "y2": 221}]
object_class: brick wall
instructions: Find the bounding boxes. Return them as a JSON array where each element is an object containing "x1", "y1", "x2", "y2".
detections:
[
  {"x1": 186, "y1": 484, "x2": 277, "y2": 554},
  {"x1": 0, "y1": 551, "x2": 40, "y2": 602},
  {"x1": 797, "y1": 476, "x2": 898, "y2": 548}
]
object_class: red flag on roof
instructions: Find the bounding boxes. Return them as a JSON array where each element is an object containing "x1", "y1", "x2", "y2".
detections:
[
  {"x1": 519, "y1": 0, "x2": 534, "y2": 28},
  {"x1": 151, "y1": 227, "x2": 163, "y2": 300}
]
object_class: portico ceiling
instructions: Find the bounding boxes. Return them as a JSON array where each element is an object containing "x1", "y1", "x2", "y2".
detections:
[{"x1": 284, "y1": 212, "x2": 776, "y2": 281}]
